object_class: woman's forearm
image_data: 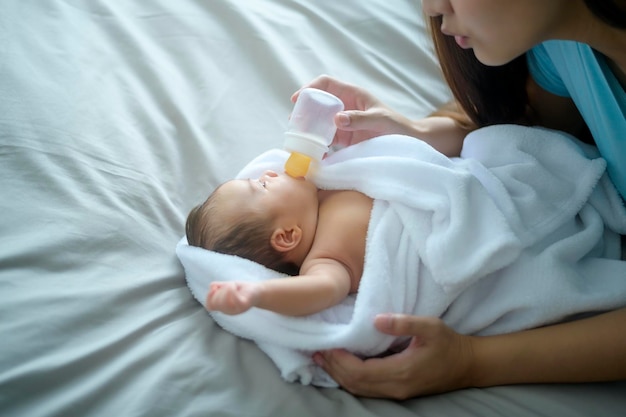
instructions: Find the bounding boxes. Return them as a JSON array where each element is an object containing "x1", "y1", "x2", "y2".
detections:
[
  {"x1": 406, "y1": 100, "x2": 473, "y2": 157},
  {"x1": 410, "y1": 116, "x2": 468, "y2": 157},
  {"x1": 469, "y1": 307, "x2": 626, "y2": 388}
]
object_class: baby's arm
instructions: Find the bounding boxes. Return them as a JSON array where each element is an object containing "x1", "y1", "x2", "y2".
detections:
[{"x1": 206, "y1": 260, "x2": 352, "y2": 316}]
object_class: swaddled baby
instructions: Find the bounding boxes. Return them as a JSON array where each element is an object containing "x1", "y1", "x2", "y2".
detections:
[{"x1": 178, "y1": 125, "x2": 626, "y2": 386}]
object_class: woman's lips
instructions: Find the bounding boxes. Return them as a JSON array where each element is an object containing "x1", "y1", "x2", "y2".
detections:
[
  {"x1": 454, "y1": 35, "x2": 470, "y2": 49},
  {"x1": 441, "y1": 26, "x2": 471, "y2": 49}
]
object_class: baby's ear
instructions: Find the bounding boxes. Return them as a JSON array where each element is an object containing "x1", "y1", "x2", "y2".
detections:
[{"x1": 270, "y1": 226, "x2": 302, "y2": 252}]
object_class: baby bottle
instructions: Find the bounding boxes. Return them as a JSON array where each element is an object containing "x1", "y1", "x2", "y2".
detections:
[{"x1": 284, "y1": 88, "x2": 344, "y2": 178}]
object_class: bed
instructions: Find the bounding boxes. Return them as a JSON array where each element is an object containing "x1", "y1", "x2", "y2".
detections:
[{"x1": 1, "y1": 1, "x2": 624, "y2": 416}]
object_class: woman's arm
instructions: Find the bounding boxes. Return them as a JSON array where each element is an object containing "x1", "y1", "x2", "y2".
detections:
[
  {"x1": 313, "y1": 308, "x2": 626, "y2": 399},
  {"x1": 470, "y1": 307, "x2": 626, "y2": 386},
  {"x1": 293, "y1": 75, "x2": 470, "y2": 156},
  {"x1": 206, "y1": 260, "x2": 352, "y2": 316}
]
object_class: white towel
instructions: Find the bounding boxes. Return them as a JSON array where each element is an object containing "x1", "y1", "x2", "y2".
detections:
[{"x1": 176, "y1": 125, "x2": 626, "y2": 387}]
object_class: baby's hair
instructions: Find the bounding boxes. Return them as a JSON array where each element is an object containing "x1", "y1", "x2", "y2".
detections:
[{"x1": 185, "y1": 184, "x2": 299, "y2": 276}]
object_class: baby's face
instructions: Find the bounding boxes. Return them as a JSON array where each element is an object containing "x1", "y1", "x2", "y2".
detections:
[{"x1": 218, "y1": 170, "x2": 319, "y2": 223}]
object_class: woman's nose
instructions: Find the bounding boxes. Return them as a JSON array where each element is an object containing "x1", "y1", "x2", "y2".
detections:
[{"x1": 422, "y1": 0, "x2": 452, "y2": 17}]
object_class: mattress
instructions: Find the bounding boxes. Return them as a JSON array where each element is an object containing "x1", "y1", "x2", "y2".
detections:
[{"x1": 0, "y1": 1, "x2": 624, "y2": 416}]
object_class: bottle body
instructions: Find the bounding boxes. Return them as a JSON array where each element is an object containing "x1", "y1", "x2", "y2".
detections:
[{"x1": 284, "y1": 88, "x2": 344, "y2": 178}]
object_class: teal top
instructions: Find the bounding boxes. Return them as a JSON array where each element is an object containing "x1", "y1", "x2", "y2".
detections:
[{"x1": 527, "y1": 41, "x2": 626, "y2": 198}]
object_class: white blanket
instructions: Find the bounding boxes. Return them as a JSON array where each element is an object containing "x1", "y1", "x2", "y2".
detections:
[{"x1": 176, "y1": 125, "x2": 626, "y2": 387}]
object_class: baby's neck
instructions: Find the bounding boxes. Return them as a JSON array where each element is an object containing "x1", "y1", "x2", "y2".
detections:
[{"x1": 317, "y1": 189, "x2": 337, "y2": 203}]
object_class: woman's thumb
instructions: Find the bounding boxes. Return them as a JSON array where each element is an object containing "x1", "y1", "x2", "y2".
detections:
[
  {"x1": 335, "y1": 110, "x2": 385, "y2": 132},
  {"x1": 374, "y1": 314, "x2": 439, "y2": 336}
]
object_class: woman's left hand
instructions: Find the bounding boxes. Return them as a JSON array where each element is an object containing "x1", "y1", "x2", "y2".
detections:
[{"x1": 313, "y1": 314, "x2": 475, "y2": 399}]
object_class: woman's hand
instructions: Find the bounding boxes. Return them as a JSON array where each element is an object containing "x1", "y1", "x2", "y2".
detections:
[
  {"x1": 315, "y1": 309, "x2": 626, "y2": 399},
  {"x1": 292, "y1": 75, "x2": 419, "y2": 148},
  {"x1": 292, "y1": 75, "x2": 467, "y2": 156},
  {"x1": 313, "y1": 314, "x2": 475, "y2": 399}
]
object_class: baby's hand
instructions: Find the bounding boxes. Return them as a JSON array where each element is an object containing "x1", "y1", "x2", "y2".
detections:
[{"x1": 206, "y1": 281, "x2": 259, "y2": 315}]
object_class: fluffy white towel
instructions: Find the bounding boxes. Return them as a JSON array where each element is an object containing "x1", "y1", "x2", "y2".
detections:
[{"x1": 176, "y1": 125, "x2": 626, "y2": 387}]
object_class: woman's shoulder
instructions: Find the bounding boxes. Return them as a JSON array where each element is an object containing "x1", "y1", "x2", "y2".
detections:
[
  {"x1": 531, "y1": 40, "x2": 595, "y2": 61},
  {"x1": 528, "y1": 41, "x2": 626, "y2": 199},
  {"x1": 527, "y1": 41, "x2": 600, "y2": 96}
]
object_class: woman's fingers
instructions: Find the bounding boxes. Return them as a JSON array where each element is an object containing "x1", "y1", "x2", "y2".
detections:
[
  {"x1": 314, "y1": 349, "x2": 413, "y2": 399},
  {"x1": 313, "y1": 315, "x2": 475, "y2": 398}
]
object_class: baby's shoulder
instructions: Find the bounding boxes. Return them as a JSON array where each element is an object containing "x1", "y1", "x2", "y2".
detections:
[
  {"x1": 317, "y1": 190, "x2": 373, "y2": 229},
  {"x1": 318, "y1": 189, "x2": 372, "y2": 207},
  {"x1": 309, "y1": 190, "x2": 372, "y2": 281}
]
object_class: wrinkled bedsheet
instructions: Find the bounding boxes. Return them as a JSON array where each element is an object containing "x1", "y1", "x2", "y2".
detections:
[{"x1": 1, "y1": 1, "x2": 624, "y2": 416}]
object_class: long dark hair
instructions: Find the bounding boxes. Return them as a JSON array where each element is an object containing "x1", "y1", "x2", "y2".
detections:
[
  {"x1": 429, "y1": 15, "x2": 530, "y2": 128},
  {"x1": 584, "y1": 0, "x2": 626, "y2": 28}
]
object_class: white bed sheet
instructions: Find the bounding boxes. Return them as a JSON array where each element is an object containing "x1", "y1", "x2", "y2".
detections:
[{"x1": 0, "y1": 1, "x2": 624, "y2": 416}]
